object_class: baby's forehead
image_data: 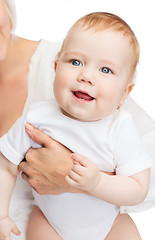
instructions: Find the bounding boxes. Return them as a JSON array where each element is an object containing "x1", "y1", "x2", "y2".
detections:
[
  {"x1": 69, "y1": 26, "x2": 136, "y2": 56},
  {"x1": 67, "y1": 25, "x2": 132, "y2": 43},
  {"x1": 65, "y1": 26, "x2": 133, "y2": 52}
]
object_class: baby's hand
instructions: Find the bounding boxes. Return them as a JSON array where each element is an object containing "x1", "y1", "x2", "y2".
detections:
[
  {"x1": 0, "y1": 216, "x2": 21, "y2": 240},
  {"x1": 65, "y1": 153, "x2": 101, "y2": 192}
]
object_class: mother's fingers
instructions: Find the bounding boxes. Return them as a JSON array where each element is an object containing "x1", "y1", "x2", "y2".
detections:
[
  {"x1": 21, "y1": 171, "x2": 29, "y2": 181},
  {"x1": 18, "y1": 160, "x2": 38, "y2": 177},
  {"x1": 20, "y1": 171, "x2": 39, "y2": 192},
  {"x1": 18, "y1": 160, "x2": 27, "y2": 172}
]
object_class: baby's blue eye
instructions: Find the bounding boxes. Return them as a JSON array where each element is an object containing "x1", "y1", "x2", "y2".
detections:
[
  {"x1": 71, "y1": 60, "x2": 82, "y2": 66},
  {"x1": 100, "y1": 67, "x2": 112, "y2": 74}
]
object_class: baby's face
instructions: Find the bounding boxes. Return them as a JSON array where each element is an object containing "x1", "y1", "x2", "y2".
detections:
[{"x1": 53, "y1": 27, "x2": 134, "y2": 122}]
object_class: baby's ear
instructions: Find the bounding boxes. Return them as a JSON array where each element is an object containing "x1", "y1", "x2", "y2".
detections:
[
  {"x1": 120, "y1": 81, "x2": 135, "y2": 106},
  {"x1": 54, "y1": 52, "x2": 61, "y2": 71},
  {"x1": 54, "y1": 59, "x2": 58, "y2": 71}
]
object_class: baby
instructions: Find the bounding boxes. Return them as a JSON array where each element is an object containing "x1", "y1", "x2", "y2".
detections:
[{"x1": 0, "y1": 12, "x2": 153, "y2": 240}]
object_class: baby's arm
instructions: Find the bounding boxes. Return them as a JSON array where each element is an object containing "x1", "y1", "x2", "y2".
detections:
[
  {"x1": 65, "y1": 153, "x2": 150, "y2": 206},
  {"x1": 0, "y1": 152, "x2": 21, "y2": 239}
]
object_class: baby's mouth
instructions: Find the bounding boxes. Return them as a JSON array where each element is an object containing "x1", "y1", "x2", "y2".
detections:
[{"x1": 72, "y1": 91, "x2": 95, "y2": 101}]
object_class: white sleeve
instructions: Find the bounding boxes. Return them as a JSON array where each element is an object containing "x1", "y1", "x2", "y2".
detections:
[
  {"x1": 0, "y1": 116, "x2": 32, "y2": 165},
  {"x1": 124, "y1": 96, "x2": 155, "y2": 136},
  {"x1": 113, "y1": 113, "x2": 154, "y2": 176}
]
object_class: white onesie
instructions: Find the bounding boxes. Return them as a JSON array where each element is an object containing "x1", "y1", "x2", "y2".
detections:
[{"x1": 0, "y1": 99, "x2": 152, "y2": 240}]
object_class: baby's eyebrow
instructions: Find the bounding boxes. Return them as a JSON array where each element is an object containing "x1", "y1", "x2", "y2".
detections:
[
  {"x1": 101, "y1": 59, "x2": 117, "y2": 67},
  {"x1": 100, "y1": 58, "x2": 120, "y2": 71},
  {"x1": 62, "y1": 51, "x2": 85, "y2": 58}
]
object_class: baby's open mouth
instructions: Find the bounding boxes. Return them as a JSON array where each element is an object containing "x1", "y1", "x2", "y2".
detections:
[{"x1": 73, "y1": 91, "x2": 95, "y2": 101}]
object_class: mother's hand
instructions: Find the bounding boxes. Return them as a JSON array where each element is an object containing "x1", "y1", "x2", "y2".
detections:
[{"x1": 18, "y1": 124, "x2": 73, "y2": 195}]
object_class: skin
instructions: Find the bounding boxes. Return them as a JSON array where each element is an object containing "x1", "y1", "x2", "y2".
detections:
[
  {"x1": 53, "y1": 27, "x2": 135, "y2": 122},
  {"x1": 26, "y1": 205, "x2": 142, "y2": 240},
  {"x1": 0, "y1": 0, "x2": 142, "y2": 238}
]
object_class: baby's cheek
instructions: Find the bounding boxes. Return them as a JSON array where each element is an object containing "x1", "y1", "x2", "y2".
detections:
[{"x1": 98, "y1": 84, "x2": 116, "y2": 99}]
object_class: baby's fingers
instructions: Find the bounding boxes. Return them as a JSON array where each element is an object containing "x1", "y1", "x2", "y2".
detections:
[
  {"x1": 11, "y1": 224, "x2": 21, "y2": 236},
  {"x1": 65, "y1": 175, "x2": 78, "y2": 187},
  {"x1": 5, "y1": 237, "x2": 11, "y2": 240},
  {"x1": 71, "y1": 153, "x2": 91, "y2": 167},
  {"x1": 68, "y1": 168, "x2": 82, "y2": 181}
]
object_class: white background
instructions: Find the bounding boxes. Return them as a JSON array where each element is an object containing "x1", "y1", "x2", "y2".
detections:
[{"x1": 14, "y1": 0, "x2": 155, "y2": 238}]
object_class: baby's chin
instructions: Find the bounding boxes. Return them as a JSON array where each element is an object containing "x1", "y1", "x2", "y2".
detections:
[{"x1": 60, "y1": 106, "x2": 106, "y2": 122}]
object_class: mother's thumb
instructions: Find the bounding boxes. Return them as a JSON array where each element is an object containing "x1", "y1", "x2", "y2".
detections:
[{"x1": 25, "y1": 123, "x2": 51, "y2": 147}]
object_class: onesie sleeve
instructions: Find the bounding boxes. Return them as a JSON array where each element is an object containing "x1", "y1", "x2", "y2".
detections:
[
  {"x1": 0, "y1": 115, "x2": 32, "y2": 165},
  {"x1": 113, "y1": 112, "x2": 154, "y2": 176}
]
